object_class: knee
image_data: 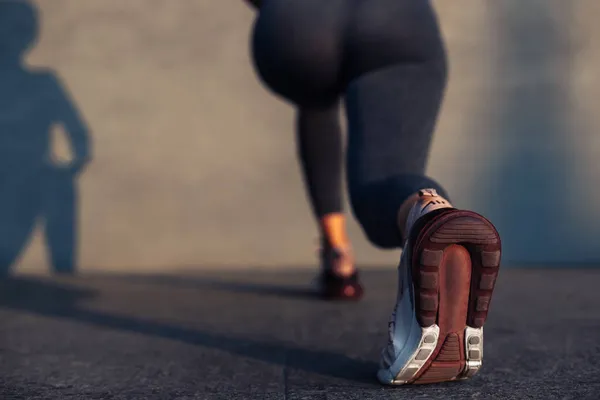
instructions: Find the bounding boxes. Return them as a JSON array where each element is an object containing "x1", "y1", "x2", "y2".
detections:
[
  {"x1": 348, "y1": 175, "x2": 451, "y2": 249},
  {"x1": 348, "y1": 181, "x2": 404, "y2": 249}
]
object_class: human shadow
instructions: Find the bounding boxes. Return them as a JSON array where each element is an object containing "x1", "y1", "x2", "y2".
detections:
[
  {"x1": 102, "y1": 270, "x2": 326, "y2": 300},
  {"x1": 0, "y1": 276, "x2": 379, "y2": 384},
  {"x1": 95, "y1": 267, "x2": 393, "y2": 301},
  {"x1": 0, "y1": 1, "x2": 91, "y2": 276},
  {"x1": 123, "y1": 274, "x2": 319, "y2": 299}
]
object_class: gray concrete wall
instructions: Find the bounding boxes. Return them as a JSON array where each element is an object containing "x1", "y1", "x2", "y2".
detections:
[{"x1": 2, "y1": 0, "x2": 599, "y2": 274}]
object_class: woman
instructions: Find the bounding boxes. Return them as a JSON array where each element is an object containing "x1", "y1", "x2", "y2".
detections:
[{"x1": 243, "y1": 0, "x2": 502, "y2": 385}]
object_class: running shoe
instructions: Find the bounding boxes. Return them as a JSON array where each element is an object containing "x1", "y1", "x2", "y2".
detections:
[{"x1": 378, "y1": 189, "x2": 501, "y2": 385}]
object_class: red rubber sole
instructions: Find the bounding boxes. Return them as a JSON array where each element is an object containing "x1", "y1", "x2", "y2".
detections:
[{"x1": 408, "y1": 210, "x2": 501, "y2": 384}]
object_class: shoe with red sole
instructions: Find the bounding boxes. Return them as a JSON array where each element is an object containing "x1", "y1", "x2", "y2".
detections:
[{"x1": 378, "y1": 189, "x2": 501, "y2": 385}]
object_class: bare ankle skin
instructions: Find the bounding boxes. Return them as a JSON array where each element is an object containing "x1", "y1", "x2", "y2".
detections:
[{"x1": 396, "y1": 193, "x2": 420, "y2": 240}]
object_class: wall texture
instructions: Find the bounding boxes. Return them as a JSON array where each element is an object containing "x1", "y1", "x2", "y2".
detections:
[{"x1": 2, "y1": 0, "x2": 598, "y2": 274}]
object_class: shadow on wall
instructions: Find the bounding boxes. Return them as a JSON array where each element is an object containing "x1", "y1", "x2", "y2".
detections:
[
  {"x1": 0, "y1": 0, "x2": 91, "y2": 276},
  {"x1": 475, "y1": 1, "x2": 580, "y2": 263}
]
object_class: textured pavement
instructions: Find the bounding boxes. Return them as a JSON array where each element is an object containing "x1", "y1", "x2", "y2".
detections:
[{"x1": 1, "y1": 268, "x2": 599, "y2": 399}]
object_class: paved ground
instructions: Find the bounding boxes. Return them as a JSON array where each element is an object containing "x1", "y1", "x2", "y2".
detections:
[{"x1": 1, "y1": 268, "x2": 599, "y2": 399}]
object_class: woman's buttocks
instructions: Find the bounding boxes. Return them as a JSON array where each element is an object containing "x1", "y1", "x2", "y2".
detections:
[
  {"x1": 250, "y1": 0, "x2": 444, "y2": 104},
  {"x1": 251, "y1": 0, "x2": 347, "y2": 105}
]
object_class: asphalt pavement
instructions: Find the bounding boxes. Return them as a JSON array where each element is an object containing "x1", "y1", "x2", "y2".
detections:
[{"x1": 1, "y1": 267, "x2": 599, "y2": 399}]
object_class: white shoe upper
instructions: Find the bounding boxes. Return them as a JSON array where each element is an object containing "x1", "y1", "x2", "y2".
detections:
[{"x1": 379, "y1": 189, "x2": 453, "y2": 378}]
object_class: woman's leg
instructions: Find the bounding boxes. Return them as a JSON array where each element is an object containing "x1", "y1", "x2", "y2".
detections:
[
  {"x1": 342, "y1": 0, "x2": 450, "y2": 248},
  {"x1": 296, "y1": 104, "x2": 344, "y2": 223},
  {"x1": 340, "y1": 0, "x2": 502, "y2": 385},
  {"x1": 296, "y1": 104, "x2": 355, "y2": 278},
  {"x1": 251, "y1": 0, "x2": 362, "y2": 298}
]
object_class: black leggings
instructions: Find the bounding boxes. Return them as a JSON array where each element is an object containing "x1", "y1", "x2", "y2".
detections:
[{"x1": 252, "y1": 0, "x2": 449, "y2": 248}]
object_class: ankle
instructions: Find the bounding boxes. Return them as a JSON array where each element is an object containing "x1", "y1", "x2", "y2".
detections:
[
  {"x1": 319, "y1": 213, "x2": 350, "y2": 250},
  {"x1": 397, "y1": 189, "x2": 453, "y2": 240},
  {"x1": 397, "y1": 193, "x2": 421, "y2": 240},
  {"x1": 321, "y1": 244, "x2": 355, "y2": 277}
]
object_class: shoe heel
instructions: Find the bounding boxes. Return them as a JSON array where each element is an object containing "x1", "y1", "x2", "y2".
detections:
[{"x1": 408, "y1": 211, "x2": 501, "y2": 384}]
